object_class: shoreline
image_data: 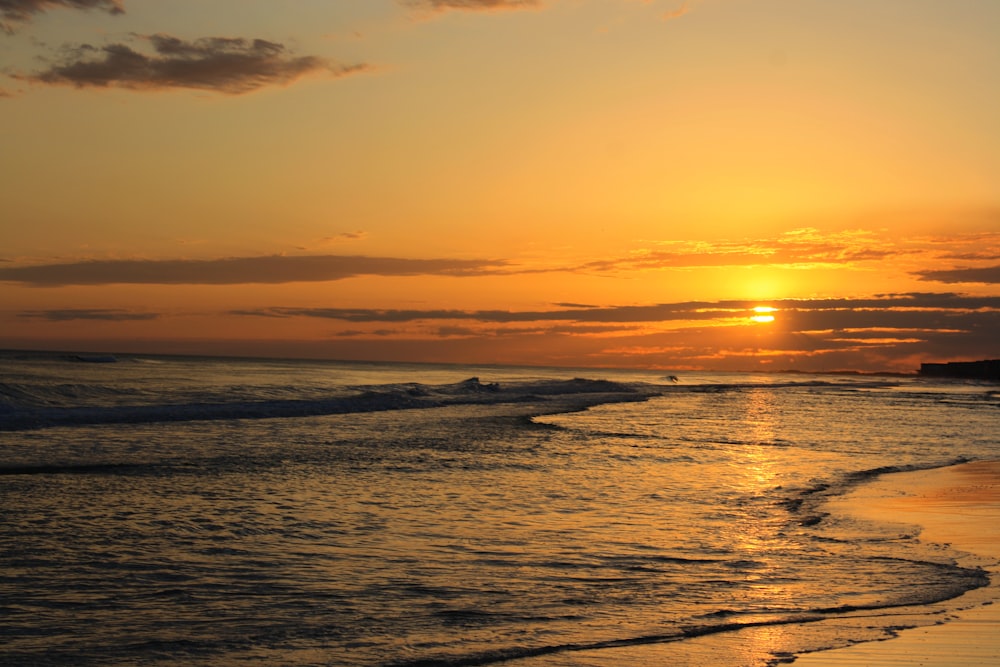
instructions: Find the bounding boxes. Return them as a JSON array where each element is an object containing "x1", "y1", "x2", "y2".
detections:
[
  {"x1": 491, "y1": 461, "x2": 1000, "y2": 667},
  {"x1": 794, "y1": 460, "x2": 1000, "y2": 666}
]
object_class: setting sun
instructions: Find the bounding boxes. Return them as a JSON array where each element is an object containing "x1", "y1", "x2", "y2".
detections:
[{"x1": 751, "y1": 306, "x2": 777, "y2": 323}]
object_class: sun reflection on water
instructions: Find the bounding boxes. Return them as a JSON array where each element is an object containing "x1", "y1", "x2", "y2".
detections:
[{"x1": 726, "y1": 389, "x2": 798, "y2": 638}]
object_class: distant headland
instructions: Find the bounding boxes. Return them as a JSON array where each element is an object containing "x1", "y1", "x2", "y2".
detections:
[{"x1": 919, "y1": 359, "x2": 1000, "y2": 381}]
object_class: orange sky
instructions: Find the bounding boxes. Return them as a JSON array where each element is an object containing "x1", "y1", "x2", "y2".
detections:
[{"x1": 1, "y1": 0, "x2": 998, "y2": 372}]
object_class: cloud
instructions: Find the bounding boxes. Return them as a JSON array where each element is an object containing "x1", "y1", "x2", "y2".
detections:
[
  {"x1": 402, "y1": 0, "x2": 539, "y2": 11},
  {"x1": 661, "y1": 1, "x2": 695, "y2": 22},
  {"x1": 19, "y1": 308, "x2": 158, "y2": 321},
  {"x1": 578, "y1": 228, "x2": 905, "y2": 274},
  {"x1": 233, "y1": 302, "x2": 742, "y2": 324},
  {"x1": 10, "y1": 293, "x2": 994, "y2": 372},
  {"x1": 915, "y1": 265, "x2": 1000, "y2": 284},
  {"x1": 1, "y1": 0, "x2": 122, "y2": 32},
  {"x1": 553, "y1": 302, "x2": 600, "y2": 309},
  {"x1": 222, "y1": 293, "x2": 1000, "y2": 372},
  {"x1": 298, "y1": 230, "x2": 368, "y2": 250},
  {"x1": 235, "y1": 293, "x2": 1000, "y2": 325},
  {"x1": 18, "y1": 33, "x2": 365, "y2": 94},
  {"x1": 0, "y1": 254, "x2": 511, "y2": 286},
  {"x1": 325, "y1": 230, "x2": 367, "y2": 242}
]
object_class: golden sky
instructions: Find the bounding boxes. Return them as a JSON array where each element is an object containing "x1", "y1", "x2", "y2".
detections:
[{"x1": 2, "y1": 0, "x2": 998, "y2": 372}]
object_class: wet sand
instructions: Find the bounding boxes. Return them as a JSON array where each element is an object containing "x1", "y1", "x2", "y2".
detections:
[{"x1": 795, "y1": 460, "x2": 1000, "y2": 666}]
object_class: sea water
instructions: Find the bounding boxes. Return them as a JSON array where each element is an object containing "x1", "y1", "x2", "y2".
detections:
[{"x1": 1, "y1": 350, "x2": 997, "y2": 666}]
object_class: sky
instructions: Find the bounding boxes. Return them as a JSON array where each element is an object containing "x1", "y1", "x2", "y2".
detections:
[{"x1": 1, "y1": 0, "x2": 998, "y2": 372}]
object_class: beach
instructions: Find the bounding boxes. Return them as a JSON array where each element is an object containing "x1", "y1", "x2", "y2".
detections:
[{"x1": 796, "y1": 460, "x2": 1000, "y2": 666}]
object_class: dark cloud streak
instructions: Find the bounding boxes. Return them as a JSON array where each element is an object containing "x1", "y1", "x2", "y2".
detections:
[
  {"x1": 916, "y1": 265, "x2": 1000, "y2": 284},
  {"x1": 19, "y1": 33, "x2": 362, "y2": 94},
  {"x1": 229, "y1": 293, "x2": 1000, "y2": 372},
  {"x1": 0, "y1": 254, "x2": 510, "y2": 286},
  {"x1": 233, "y1": 303, "x2": 742, "y2": 324},
  {"x1": 234, "y1": 293, "x2": 1000, "y2": 325},
  {"x1": 1, "y1": 0, "x2": 122, "y2": 32},
  {"x1": 19, "y1": 308, "x2": 158, "y2": 321}
]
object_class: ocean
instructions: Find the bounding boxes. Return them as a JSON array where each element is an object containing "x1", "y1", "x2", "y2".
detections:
[{"x1": 1, "y1": 350, "x2": 997, "y2": 666}]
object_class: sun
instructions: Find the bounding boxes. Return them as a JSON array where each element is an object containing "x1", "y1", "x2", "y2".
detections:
[{"x1": 750, "y1": 306, "x2": 777, "y2": 324}]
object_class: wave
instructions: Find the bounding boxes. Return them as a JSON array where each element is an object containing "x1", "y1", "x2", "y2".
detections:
[
  {"x1": 0, "y1": 380, "x2": 137, "y2": 409},
  {"x1": 385, "y1": 458, "x2": 993, "y2": 667},
  {"x1": 387, "y1": 576, "x2": 990, "y2": 667},
  {"x1": 0, "y1": 374, "x2": 904, "y2": 432},
  {"x1": 778, "y1": 458, "x2": 974, "y2": 516},
  {"x1": 0, "y1": 377, "x2": 652, "y2": 432}
]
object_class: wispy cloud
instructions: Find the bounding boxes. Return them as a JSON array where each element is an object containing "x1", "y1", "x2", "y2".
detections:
[
  {"x1": 9, "y1": 294, "x2": 992, "y2": 372},
  {"x1": 580, "y1": 228, "x2": 904, "y2": 273},
  {"x1": 1, "y1": 0, "x2": 122, "y2": 33},
  {"x1": 402, "y1": 0, "x2": 540, "y2": 11},
  {"x1": 660, "y1": 1, "x2": 695, "y2": 22},
  {"x1": 563, "y1": 228, "x2": 1000, "y2": 279},
  {"x1": 229, "y1": 293, "x2": 1000, "y2": 371},
  {"x1": 0, "y1": 254, "x2": 511, "y2": 286},
  {"x1": 17, "y1": 33, "x2": 365, "y2": 94},
  {"x1": 916, "y1": 265, "x2": 1000, "y2": 284},
  {"x1": 323, "y1": 230, "x2": 367, "y2": 243},
  {"x1": 233, "y1": 302, "x2": 740, "y2": 324},
  {"x1": 19, "y1": 308, "x2": 158, "y2": 321},
  {"x1": 298, "y1": 231, "x2": 368, "y2": 250},
  {"x1": 235, "y1": 293, "x2": 1000, "y2": 325}
]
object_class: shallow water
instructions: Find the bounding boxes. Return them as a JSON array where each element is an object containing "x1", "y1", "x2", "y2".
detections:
[{"x1": 1, "y1": 351, "x2": 998, "y2": 665}]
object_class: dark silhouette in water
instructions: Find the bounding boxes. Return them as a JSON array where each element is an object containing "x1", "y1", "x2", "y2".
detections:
[{"x1": 920, "y1": 360, "x2": 1000, "y2": 381}]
